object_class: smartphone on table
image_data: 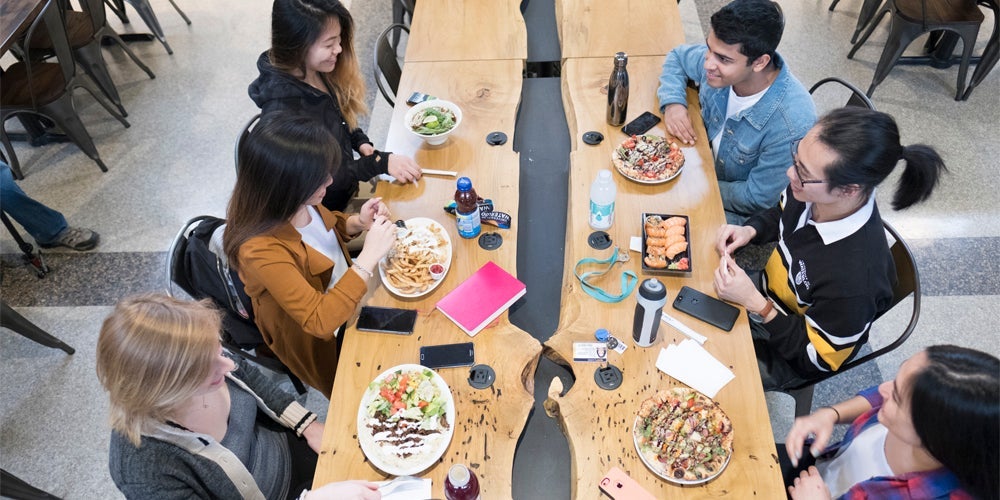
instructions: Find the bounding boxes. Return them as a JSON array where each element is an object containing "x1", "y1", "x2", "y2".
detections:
[
  {"x1": 621, "y1": 111, "x2": 662, "y2": 136},
  {"x1": 405, "y1": 91, "x2": 435, "y2": 106},
  {"x1": 672, "y1": 286, "x2": 740, "y2": 331},
  {"x1": 419, "y1": 342, "x2": 475, "y2": 369},
  {"x1": 356, "y1": 306, "x2": 418, "y2": 335}
]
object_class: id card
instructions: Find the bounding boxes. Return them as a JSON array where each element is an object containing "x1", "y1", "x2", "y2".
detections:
[{"x1": 573, "y1": 338, "x2": 627, "y2": 362}]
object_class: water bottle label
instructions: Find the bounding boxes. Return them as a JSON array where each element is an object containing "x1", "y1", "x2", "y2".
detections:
[
  {"x1": 590, "y1": 200, "x2": 614, "y2": 229},
  {"x1": 456, "y1": 211, "x2": 482, "y2": 238}
]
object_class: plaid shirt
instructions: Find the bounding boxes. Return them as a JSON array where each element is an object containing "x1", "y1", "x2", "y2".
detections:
[{"x1": 820, "y1": 387, "x2": 973, "y2": 500}]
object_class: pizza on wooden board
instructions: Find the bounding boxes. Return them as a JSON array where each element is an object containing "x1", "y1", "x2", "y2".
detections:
[
  {"x1": 611, "y1": 134, "x2": 685, "y2": 183},
  {"x1": 634, "y1": 387, "x2": 734, "y2": 482}
]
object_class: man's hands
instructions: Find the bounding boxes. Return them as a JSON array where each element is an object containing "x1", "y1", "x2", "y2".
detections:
[{"x1": 662, "y1": 104, "x2": 696, "y2": 145}]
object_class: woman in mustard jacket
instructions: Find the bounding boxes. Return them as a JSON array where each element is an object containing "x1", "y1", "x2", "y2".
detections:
[{"x1": 223, "y1": 114, "x2": 396, "y2": 397}]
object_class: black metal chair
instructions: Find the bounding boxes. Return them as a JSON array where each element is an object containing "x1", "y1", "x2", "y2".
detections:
[
  {"x1": 962, "y1": 0, "x2": 999, "y2": 99},
  {"x1": 808, "y1": 76, "x2": 877, "y2": 111},
  {"x1": 374, "y1": 23, "x2": 409, "y2": 107},
  {"x1": 0, "y1": 0, "x2": 129, "y2": 179},
  {"x1": 1, "y1": 468, "x2": 62, "y2": 499},
  {"x1": 103, "y1": 0, "x2": 191, "y2": 55},
  {"x1": 778, "y1": 221, "x2": 920, "y2": 417},
  {"x1": 848, "y1": 0, "x2": 984, "y2": 100},
  {"x1": 1, "y1": 300, "x2": 75, "y2": 354},
  {"x1": 166, "y1": 215, "x2": 307, "y2": 395},
  {"x1": 234, "y1": 113, "x2": 260, "y2": 172}
]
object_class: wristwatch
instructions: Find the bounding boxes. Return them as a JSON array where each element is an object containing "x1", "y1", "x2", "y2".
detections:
[{"x1": 747, "y1": 298, "x2": 775, "y2": 323}]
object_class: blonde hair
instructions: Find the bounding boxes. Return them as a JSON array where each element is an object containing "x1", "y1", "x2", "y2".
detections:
[{"x1": 96, "y1": 294, "x2": 222, "y2": 446}]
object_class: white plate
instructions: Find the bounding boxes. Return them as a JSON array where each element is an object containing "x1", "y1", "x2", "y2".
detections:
[
  {"x1": 378, "y1": 218, "x2": 452, "y2": 298},
  {"x1": 357, "y1": 364, "x2": 456, "y2": 476},
  {"x1": 611, "y1": 134, "x2": 685, "y2": 185}
]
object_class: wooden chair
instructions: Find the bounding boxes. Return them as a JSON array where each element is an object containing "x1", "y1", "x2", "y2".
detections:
[
  {"x1": 374, "y1": 23, "x2": 409, "y2": 107},
  {"x1": 779, "y1": 221, "x2": 920, "y2": 417},
  {"x1": 0, "y1": 0, "x2": 129, "y2": 179},
  {"x1": 848, "y1": 0, "x2": 984, "y2": 100}
]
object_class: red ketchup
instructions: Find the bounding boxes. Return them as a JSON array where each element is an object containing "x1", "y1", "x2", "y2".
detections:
[{"x1": 444, "y1": 464, "x2": 480, "y2": 500}]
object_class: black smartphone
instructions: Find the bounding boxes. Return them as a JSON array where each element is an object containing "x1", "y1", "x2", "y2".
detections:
[
  {"x1": 405, "y1": 91, "x2": 435, "y2": 106},
  {"x1": 621, "y1": 111, "x2": 662, "y2": 136},
  {"x1": 356, "y1": 306, "x2": 418, "y2": 335},
  {"x1": 672, "y1": 286, "x2": 740, "y2": 331},
  {"x1": 419, "y1": 342, "x2": 475, "y2": 369}
]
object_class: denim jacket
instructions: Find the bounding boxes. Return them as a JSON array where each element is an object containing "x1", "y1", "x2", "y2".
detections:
[{"x1": 657, "y1": 45, "x2": 816, "y2": 223}]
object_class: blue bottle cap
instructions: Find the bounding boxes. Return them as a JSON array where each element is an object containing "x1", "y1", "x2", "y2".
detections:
[
  {"x1": 595, "y1": 328, "x2": 610, "y2": 342},
  {"x1": 457, "y1": 177, "x2": 472, "y2": 191}
]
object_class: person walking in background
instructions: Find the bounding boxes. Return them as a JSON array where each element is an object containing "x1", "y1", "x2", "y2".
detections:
[
  {"x1": 249, "y1": 0, "x2": 421, "y2": 212},
  {"x1": 782, "y1": 345, "x2": 998, "y2": 500},
  {"x1": 0, "y1": 161, "x2": 99, "y2": 251},
  {"x1": 713, "y1": 108, "x2": 946, "y2": 390},
  {"x1": 657, "y1": 0, "x2": 816, "y2": 224}
]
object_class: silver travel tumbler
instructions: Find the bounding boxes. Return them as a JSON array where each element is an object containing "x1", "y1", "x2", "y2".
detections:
[{"x1": 632, "y1": 278, "x2": 667, "y2": 347}]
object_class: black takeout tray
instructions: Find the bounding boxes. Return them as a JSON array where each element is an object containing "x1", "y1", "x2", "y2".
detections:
[{"x1": 640, "y1": 212, "x2": 692, "y2": 276}]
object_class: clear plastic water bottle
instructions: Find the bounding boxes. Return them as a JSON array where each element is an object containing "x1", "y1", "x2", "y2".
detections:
[
  {"x1": 589, "y1": 169, "x2": 616, "y2": 230},
  {"x1": 607, "y1": 52, "x2": 629, "y2": 126},
  {"x1": 444, "y1": 463, "x2": 481, "y2": 500},
  {"x1": 455, "y1": 177, "x2": 481, "y2": 239}
]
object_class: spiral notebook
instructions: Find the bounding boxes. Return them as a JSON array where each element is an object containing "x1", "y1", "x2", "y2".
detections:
[{"x1": 436, "y1": 261, "x2": 526, "y2": 337}]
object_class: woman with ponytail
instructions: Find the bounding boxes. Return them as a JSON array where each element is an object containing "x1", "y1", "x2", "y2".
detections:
[{"x1": 712, "y1": 107, "x2": 946, "y2": 390}]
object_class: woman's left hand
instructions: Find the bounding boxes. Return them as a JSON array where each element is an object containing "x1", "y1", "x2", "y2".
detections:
[
  {"x1": 358, "y1": 143, "x2": 375, "y2": 156},
  {"x1": 303, "y1": 420, "x2": 325, "y2": 454},
  {"x1": 713, "y1": 254, "x2": 761, "y2": 307},
  {"x1": 358, "y1": 198, "x2": 389, "y2": 231},
  {"x1": 787, "y1": 466, "x2": 832, "y2": 500}
]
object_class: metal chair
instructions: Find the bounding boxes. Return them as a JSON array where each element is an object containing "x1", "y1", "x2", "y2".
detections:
[
  {"x1": 374, "y1": 23, "x2": 409, "y2": 107},
  {"x1": 848, "y1": 0, "x2": 984, "y2": 100},
  {"x1": 808, "y1": 76, "x2": 877, "y2": 111},
  {"x1": 780, "y1": 221, "x2": 920, "y2": 416},
  {"x1": 234, "y1": 113, "x2": 260, "y2": 172},
  {"x1": 103, "y1": 0, "x2": 191, "y2": 55},
  {"x1": 391, "y1": 0, "x2": 415, "y2": 50},
  {"x1": 962, "y1": 0, "x2": 999, "y2": 99},
  {"x1": 166, "y1": 215, "x2": 307, "y2": 395},
  {"x1": 1, "y1": 300, "x2": 75, "y2": 354},
  {"x1": 0, "y1": 0, "x2": 129, "y2": 179}
]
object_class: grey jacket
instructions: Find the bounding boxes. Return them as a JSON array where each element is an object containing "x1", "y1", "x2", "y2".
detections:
[{"x1": 108, "y1": 356, "x2": 316, "y2": 499}]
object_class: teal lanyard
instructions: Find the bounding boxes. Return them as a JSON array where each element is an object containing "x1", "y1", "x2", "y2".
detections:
[{"x1": 574, "y1": 246, "x2": 638, "y2": 303}]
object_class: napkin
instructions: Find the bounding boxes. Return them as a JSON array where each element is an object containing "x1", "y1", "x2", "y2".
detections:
[
  {"x1": 376, "y1": 477, "x2": 432, "y2": 500},
  {"x1": 655, "y1": 339, "x2": 735, "y2": 398}
]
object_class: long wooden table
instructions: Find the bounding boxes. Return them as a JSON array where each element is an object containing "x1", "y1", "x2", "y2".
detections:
[
  {"x1": 313, "y1": 59, "x2": 542, "y2": 499},
  {"x1": 543, "y1": 56, "x2": 786, "y2": 498},
  {"x1": 555, "y1": 0, "x2": 686, "y2": 59},
  {"x1": 1, "y1": 0, "x2": 45, "y2": 54},
  {"x1": 404, "y1": 0, "x2": 527, "y2": 62}
]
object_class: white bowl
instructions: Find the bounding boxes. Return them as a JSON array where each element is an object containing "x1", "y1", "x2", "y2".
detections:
[{"x1": 404, "y1": 99, "x2": 462, "y2": 146}]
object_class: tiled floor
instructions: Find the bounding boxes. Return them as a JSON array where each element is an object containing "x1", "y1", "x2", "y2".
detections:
[{"x1": 1, "y1": 0, "x2": 997, "y2": 497}]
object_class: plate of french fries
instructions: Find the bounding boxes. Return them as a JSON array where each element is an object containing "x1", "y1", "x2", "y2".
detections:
[{"x1": 379, "y1": 218, "x2": 452, "y2": 298}]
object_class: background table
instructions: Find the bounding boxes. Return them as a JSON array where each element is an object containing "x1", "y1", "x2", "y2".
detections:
[
  {"x1": 555, "y1": 0, "x2": 686, "y2": 59},
  {"x1": 405, "y1": 0, "x2": 527, "y2": 62},
  {"x1": 543, "y1": 56, "x2": 786, "y2": 498},
  {"x1": 312, "y1": 59, "x2": 542, "y2": 499}
]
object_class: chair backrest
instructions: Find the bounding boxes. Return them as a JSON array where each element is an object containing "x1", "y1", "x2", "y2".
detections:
[
  {"x1": 374, "y1": 23, "x2": 409, "y2": 107},
  {"x1": 20, "y1": 0, "x2": 76, "y2": 107},
  {"x1": 79, "y1": 0, "x2": 110, "y2": 32},
  {"x1": 808, "y1": 76, "x2": 876, "y2": 111},
  {"x1": 234, "y1": 113, "x2": 261, "y2": 173}
]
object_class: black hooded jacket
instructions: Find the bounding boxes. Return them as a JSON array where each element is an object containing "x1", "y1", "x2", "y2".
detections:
[{"x1": 248, "y1": 51, "x2": 390, "y2": 211}]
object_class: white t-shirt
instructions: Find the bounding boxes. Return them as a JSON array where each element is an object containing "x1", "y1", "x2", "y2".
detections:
[
  {"x1": 711, "y1": 86, "x2": 769, "y2": 159},
  {"x1": 816, "y1": 423, "x2": 894, "y2": 498},
  {"x1": 295, "y1": 206, "x2": 350, "y2": 291}
]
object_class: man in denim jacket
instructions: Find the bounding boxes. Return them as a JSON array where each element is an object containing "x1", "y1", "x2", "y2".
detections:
[{"x1": 657, "y1": 0, "x2": 816, "y2": 224}]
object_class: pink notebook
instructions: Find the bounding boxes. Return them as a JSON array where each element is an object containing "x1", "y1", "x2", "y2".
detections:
[{"x1": 436, "y1": 261, "x2": 526, "y2": 337}]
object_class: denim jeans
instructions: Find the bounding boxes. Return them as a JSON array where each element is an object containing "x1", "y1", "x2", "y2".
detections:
[{"x1": 0, "y1": 162, "x2": 68, "y2": 245}]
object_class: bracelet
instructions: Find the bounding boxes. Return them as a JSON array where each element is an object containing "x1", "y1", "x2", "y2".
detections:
[
  {"x1": 351, "y1": 263, "x2": 372, "y2": 281},
  {"x1": 820, "y1": 405, "x2": 841, "y2": 423}
]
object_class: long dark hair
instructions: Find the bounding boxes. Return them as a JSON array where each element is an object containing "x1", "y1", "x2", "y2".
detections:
[
  {"x1": 911, "y1": 345, "x2": 999, "y2": 500},
  {"x1": 223, "y1": 114, "x2": 340, "y2": 269},
  {"x1": 710, "y1": 0, "x2": 784, "y2": 69},
  {"x1": 815, "y1": 107, "x2": 946, "y2": 210},
  {"x1": 269, "y1": 0, "x2": 366, "y2": 129}
]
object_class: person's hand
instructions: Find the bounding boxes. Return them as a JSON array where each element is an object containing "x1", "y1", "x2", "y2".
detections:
[
  {"x1": 716, "y1": 224, "x2": 756, "y2": 255},
  {"x1": 302, "y1": 420, "x2": 325, "y2": 454},
  {"x1": 358, "y1": 197, "x2": 390, "y2": 230},
  {"x1": 787, "y1": 466, "x2": 832, "y2": 500},
  {"x1": 305, "y1": 480, "x2": 380, "y2": 500},
  {"x1": 785, "y1": 407, "x2": 839, "y2": 467},
  {"x1": 662, "y1": 104, "x2": 696, "y2": 145},
  {"x1": 387, "y1": 154, "x2": 422, "y2": 183},
  {"x1": 358, "y1": 143, "x2": 375, "y2": 156},
  {"x1": 354, "y1": 216, "x2": 396, "y2": 273},
  {"x1": 713, "y1": 254, "x2": 761, "y2": 308}
]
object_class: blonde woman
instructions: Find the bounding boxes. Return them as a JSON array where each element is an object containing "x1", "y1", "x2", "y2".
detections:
[
  {"x1": 98, "y1": 294, "x2": 379, "y2": 499},
  {"x1": 249, "y1": 0, "x2": 422, "y2": 212}
]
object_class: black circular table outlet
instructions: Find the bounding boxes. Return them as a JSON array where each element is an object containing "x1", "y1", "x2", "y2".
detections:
[
  {"x1": 582, "y1": 131, "x2": 604, "y2": 145},
  {"x1": 486, "y1": 131, "x2": 508, "y2": 146},
  {"x1": 478, "y1": 232, "x2": 503, "y2": 250},
  {"x1": 587, "y1": 231, "x2": 612, "y2": 250},
  {"x1": 468, "y1": 364, "x2": 496, "y2": 389},
  {"x1": 594, "y1": 364, "x2": 623, "y2": 390}
]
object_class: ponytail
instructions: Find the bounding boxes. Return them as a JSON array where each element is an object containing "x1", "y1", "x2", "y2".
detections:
[{"x1": 892, "y1": 145, "x2": 947, "y2": 210}]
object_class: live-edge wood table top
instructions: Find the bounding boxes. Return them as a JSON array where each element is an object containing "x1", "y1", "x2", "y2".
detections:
[
  {"x1": 405, "y1": 0, "x2": 527, "y2": 63},
  {"x1": 555, "y1": 0, "x2": 686, "y2": 60}
]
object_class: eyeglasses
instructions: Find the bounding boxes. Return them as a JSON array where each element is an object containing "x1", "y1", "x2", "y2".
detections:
[{"x1": 791, "y1": 140, "x2": 827, "y2": 186}]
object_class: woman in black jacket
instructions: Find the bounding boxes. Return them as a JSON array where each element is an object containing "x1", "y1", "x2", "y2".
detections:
[{"x1": 249, "y1": 0, "x2": 421, "y2": 212}]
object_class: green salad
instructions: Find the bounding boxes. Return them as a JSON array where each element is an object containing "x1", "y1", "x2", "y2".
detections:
[
  {"x1": 409, "y1": 106, "x2": 457, "y2": 136},
  {"x1": 366, "y1": 368, "x2": 448, "y2": 422}
]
